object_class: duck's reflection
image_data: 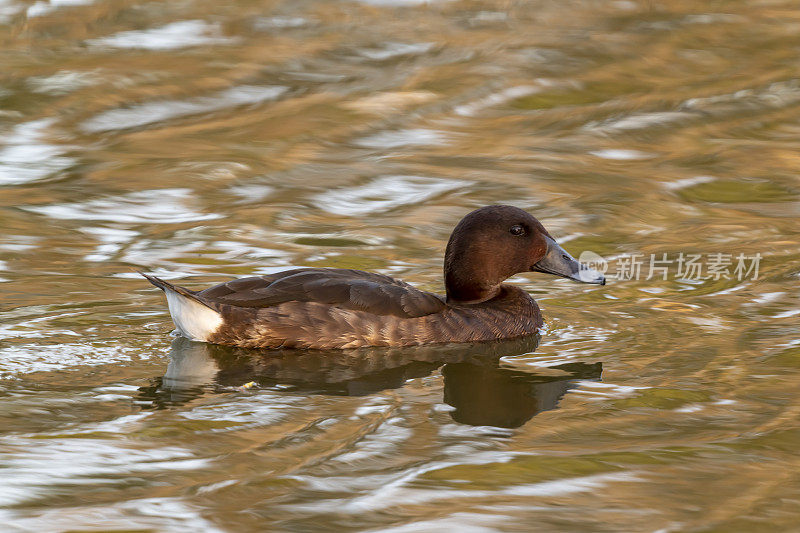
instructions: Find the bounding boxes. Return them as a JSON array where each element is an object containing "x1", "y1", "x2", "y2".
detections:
[{"x1": 138, "y1": 336, "x2": 601, "y2": 429}]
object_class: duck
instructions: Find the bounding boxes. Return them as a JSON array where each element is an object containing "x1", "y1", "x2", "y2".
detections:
[{"x1": 141, "y1": 205, "x2": 605, "y2": 350}]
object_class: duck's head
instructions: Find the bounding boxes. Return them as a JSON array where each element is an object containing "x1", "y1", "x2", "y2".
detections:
[{"x1": 444, "y1": 205, "x2": 605, "y2": 304}]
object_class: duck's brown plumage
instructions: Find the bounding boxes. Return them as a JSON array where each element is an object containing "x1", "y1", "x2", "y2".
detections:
[{"x1": 142, "y1": 205, "x2": 604, "y2": 349}]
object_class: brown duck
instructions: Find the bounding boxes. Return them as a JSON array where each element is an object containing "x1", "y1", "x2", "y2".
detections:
[{"x1": 141, "y1": 205, "x2": 604, "y2": 349}]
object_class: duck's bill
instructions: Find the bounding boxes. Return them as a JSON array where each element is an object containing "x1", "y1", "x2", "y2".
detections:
[{"x1": 531, "y1": 236, "x2": 606, "y2": 285}]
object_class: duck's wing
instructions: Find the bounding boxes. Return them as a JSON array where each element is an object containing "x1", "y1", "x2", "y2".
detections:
[{"x1": 196, "y1": 268, "x2": 447, "y2": 318}]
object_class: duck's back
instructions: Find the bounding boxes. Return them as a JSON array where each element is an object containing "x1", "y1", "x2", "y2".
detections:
[
  {"x1": 145, "y1": 268, "x2": 542, "y2": 349},
  {"x1": 198, "y1": 268, "x2": 446, "y2": 318}
]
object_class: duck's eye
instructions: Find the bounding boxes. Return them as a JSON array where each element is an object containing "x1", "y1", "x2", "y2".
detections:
[{"x1": 509, "y1": 225, "x2": 525, "y2": 236}]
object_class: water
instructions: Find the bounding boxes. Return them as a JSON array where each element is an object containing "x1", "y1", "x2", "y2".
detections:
[{"x1": 1, "y1": 0, "x2": 800, "y2": 530}]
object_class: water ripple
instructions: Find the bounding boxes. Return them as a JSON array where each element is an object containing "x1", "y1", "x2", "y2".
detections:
[
  {"x1": 87, "y1": 20, "x2": 238, "y2": 50},
  {"x1": 454, "y1": 85, "x2": 542, "y2": 116},
  {"x1": 253, "y1": 16, "x2": 311, "y2": 30},
  {"x1": 27, "y1": 70, "x2": 101, "y2": 95},
  {"x1": 25, "y1": 188, "x2": 221, "y2": 224},
  {"x1": 0, "y1": 435, "x2": 208, "y2": 506},
  {"x1": 357, "y1": 42, "x2": 434, "y2": 61},
  {"x1": 0, "y1": 119, "x2": 75, "y2": 186},
  {"x1": 355, "y1": 128, "x2": 448, "y2": 149},
  {"x1": 0, "y1": 343, "x2": 143, "y2": 376},
  {"x1": 1, "y1": 498, "x2": 225, "y2": 533},
  {"x1": 80, "y1": 85, "x2": 288, "y2": 133},
  {"x1": 26, "y1": 0, "x2": 93, "y2": 18},
  {"x1": 314, "y1": 175, "x2": 464, "y2": 216}
]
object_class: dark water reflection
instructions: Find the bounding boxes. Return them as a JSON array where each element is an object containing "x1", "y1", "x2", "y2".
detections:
[
  {"x1": 142, "y1": 336, "x2": 600, "y2": 429},
  {"x1": 442, "y1": 360, "x2": 601, "y2": 428}
]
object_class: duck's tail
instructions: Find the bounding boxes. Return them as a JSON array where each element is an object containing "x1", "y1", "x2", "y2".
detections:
[
  {"x1": 139, "y1": 271, "x2": 206, "y2": 304},
  {"x1": 138, "y1": 271, "x2": 223, "y2": 342}
]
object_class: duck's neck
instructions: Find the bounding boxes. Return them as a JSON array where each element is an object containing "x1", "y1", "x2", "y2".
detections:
[
  {"x1": 446, "y1": 281, "x2": 501, "y2": 305},
  {"x1": 443, "y1": 222, "x2": 516, "y2": 305},
  {"x1": 444, "y1": 255, "x2": 504, "y2": 305}
]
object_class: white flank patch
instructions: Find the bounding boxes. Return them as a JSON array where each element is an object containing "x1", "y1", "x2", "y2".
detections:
[{"x1": 164, "y1": 290, "x2": 222, "y2": 342}]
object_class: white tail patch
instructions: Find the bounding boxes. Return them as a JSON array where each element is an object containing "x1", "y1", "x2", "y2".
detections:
[{"x1": 164, "y1": 289, "x2": 223, "y2": 342}]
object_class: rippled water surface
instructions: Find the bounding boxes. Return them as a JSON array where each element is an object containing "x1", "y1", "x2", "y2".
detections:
[{"x1": 2, "y1": 0, "x2": 800, "y2": 530}]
